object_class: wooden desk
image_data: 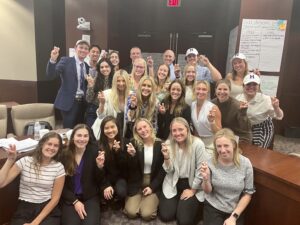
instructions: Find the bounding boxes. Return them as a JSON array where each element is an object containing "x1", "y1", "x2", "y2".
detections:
[
  {"x1": 0, "y1": 101, "x2": 19, "y2": 134},
  {"x1": 241, "y1": 144, "x2": 300, "y2": 225}
]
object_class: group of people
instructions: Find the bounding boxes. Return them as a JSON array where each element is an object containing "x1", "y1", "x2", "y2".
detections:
[{"x1": 0, "y1": 39, "x2": 284, "y2": 225}]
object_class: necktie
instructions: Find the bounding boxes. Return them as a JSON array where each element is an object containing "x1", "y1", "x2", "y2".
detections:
[{"x1": 80, "y1": 63, "x2": 85, "y2": 91}]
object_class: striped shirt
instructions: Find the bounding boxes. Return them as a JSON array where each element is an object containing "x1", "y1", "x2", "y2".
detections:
[{"x1": 16, "y1": 156, "x2": 65, "y2": 203}]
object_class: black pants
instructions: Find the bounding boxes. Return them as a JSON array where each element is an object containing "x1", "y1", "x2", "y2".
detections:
[
  {"x1": 61, "y1": 195, "x2": 100, "y2": 225},
  {"x1": 11, "y1": 200, "x2": 61, "y2": 225},
  {"x1": 85, "y1": 103, "x2": 98, "y2": 128},
  {"x1": 159, "y1": 178, "x2": 202, "y2": 225},
  {"x1": 61, "y1": 99, "x2": 85, "y2": 129},
  {"x1": 203, "y1": 200, "x2": 245, "y2": 225}
]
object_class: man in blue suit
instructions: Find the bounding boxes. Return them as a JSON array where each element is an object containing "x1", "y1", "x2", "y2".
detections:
[{"x1": 46, "y1": 40, "x2": 90, "y2": 128}]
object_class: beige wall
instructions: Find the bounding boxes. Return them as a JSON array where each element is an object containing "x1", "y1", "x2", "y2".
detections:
[{"x1": 0, "y1": 0, "x2": 37, "y2": 81}]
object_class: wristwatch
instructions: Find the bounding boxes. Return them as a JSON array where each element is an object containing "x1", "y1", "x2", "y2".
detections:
[{"x1": 232, "y1": 212, "x2": 239, "y2": 219}]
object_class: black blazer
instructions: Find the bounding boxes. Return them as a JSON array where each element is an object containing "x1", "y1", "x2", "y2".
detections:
[
  {"x1": 62, "y1": 143, "x2": 104, "y2": 204},
  {"x1": 126, "y1": 139, "x2": 166, "y2": 196}
]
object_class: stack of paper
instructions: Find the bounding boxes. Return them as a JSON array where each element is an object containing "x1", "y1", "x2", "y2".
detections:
[{"x1": 0, "y1": 137, "x2": 38, "y2": 153}]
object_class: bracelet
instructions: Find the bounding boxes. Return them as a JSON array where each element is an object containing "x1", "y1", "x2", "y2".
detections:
[{"x1": 73, "y1": 199, "x2": 79, "y2": 205}]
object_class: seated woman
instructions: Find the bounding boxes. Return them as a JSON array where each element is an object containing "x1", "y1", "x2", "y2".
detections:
[
  {"x1": 154, "y1": 63, "x2": 171, "y2": 102},
  {"x1": 236, "y1": 73, "x2": 284, "y2": 148},
  {"x1": 159, "y1": 117, "x2": 208, "y2": 225},
  {"x1": 92, "y1": 69, "x2": 130, "y2": 139},
  {"x1": 61, "y1": 124, "x2": 105, "y2": 225},
  {"x1": 212, "y1": 79, "x2": 252, "y2": 143},
  {"x1": 191, "y1": 80, "x2": 222, "y2": 148},
  {"x1": 124, "y1": 118, "x2": 165, "y2": 220},
  {"x1": 86, "y1": 58, "x2": 114, "y2": 127},
  {"x1": 200, "y1": 128, "x2": 255, "y2": 225},
  {"x1": 157, "y1": 79, "x2": 191, "y2": 140},
  {"x1": 98, "y1": 116, "x2": 127, "y2": 209},
  {"x1": 126, "y1": 76, "x2": 159, "y2": 138},
  {"x1": 0, "y1": 132, "x2": 65, "y2": 225}
]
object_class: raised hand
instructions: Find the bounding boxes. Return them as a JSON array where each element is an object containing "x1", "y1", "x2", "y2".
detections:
[
  {"x1": 200, "y1": 162, "x2": 210, "y2": 181},
  {"x1": 161, "y1": 142, "x2": 170, "y2": 159},
  {"x1": 130, "y1": 94, "x2": 137, "y2": 108},
  {"x1": 97, "y1": 91, "x2": 105, "y2": 105},
  {"x1": 158, "y1": 103, "x2": 166, "y2": 114},
  {"x1": 50, "y1": 46, "x2": 60, "y2": 62},
  {"x1": 147, "y1": 56, "x2": 154, "y2": 68},
  {"x1": 198, "y1": 55, "x2": 210, "y2": 67},
  {"x1": 207, "y1": 108, "x2": 216, "y2": 123},
  {"x1": 85, "y1": 74, "x2": 95, "y2": 87},
  {"x1": 239, "y1": 101, "x2": 248, "y2": 109},
  {"x1": 163, "y1": 81, "x2": 171, "y2": 91},
  {"x1": 271, "y1": 96, "x2": 280, "y2": 109},
  {"x1": 96, "y1": 151, "x2": 105, "y2": 169},
  {"x1": 6, "y1": 144, "x2": 17, "y2": 162},
  {"x1": 126, "y1": 143, "x2": 136, "y2": 157},
  {"x1": 112, "y1": 140, "x2": 121, "y2": 151}
]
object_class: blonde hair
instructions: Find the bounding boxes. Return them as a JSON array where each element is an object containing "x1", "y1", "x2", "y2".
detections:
[
  {"x1": 155, "y1": 64, "x2": 171, "y2": 92},
  {"x1": 131, "y1": 58, "x2": 148, "y2": 78},
  {"x1": 110, "y1": 69, "x2": 130, "y2": 112},
  {"x1": 133, "y1": 118, "x2": 157, "y2": 151},
  {"x1": 168, "y1": 117, "x2": 194, "y2": 158},
  {"x1": 135, "y1": 76, "x2": 157, "y2": 122},
  {"x1": 194, "y1": 80, "x2": 210, "y2": 100},
  {"x1": 213, "y1": 128, "x2": 241, "y2": 167},
  {"x1": 183, "y1": 64, "x2": 197, "y2": 87}
]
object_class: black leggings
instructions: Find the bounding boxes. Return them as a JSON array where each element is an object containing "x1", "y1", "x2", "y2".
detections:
[{"x1": 159, "y1": 178, "x2": 202, "y2": 225}]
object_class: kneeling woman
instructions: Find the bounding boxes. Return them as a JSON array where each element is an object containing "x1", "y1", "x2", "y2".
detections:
[
  {"x1": 124, "y1": 118, "x2": 165, "y2": 220},
  {"x1": 159, "y1": 117, "x2": 208, "y2": 225},
  {"x1": 61, "y1": 124, "x2": 105, "y2": 225},
  {"x1": 0, "y1": 132, "x2": 65, "y2": 225},
  {"x1": 200, "y1": 128, "x2": 255, "y2": 225}
]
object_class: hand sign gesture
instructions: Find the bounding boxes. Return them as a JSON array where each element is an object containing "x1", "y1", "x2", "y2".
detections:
[
  {"x1": 85, "y1": 75, "x2": 95, "y2": 87},
  {"x1": 159, "y1": 103, "x2": 166, "y2": 114},
  {"x1": 126, "y1": 143, "x2": 136, "y2": 157},
  {"x1": 96, "y1": 151, "x2": 105, "y2": 169},
  {"x1": 207, "y1": 108, "x2": 216, "y2": 123},
  {"x1": 147, "y1": 56, "x2": 154, "y2": 68},
  {"x1": 239, "y1": 101, "x2": 248, "y2": 109},
  {"x1": 112, "y1": 140, "x2": 121, "y2": 151},
  {"x1": 198, "y1": 55, "x2": 210, "y2": 67},
  {"x1": 130, "y1": 94, "x2": 137, "y2": 108},
  {"x1": 271, "y1": 96, "x2": 280, "y2": 109},
  {"x1": 6, "y1": 144, "x2": 17, "y2": 162},
  {"x1": 161, "y1": 142, "x2": 170, "y2": 159},
  {"x1": 200, "y1": 162, "x2": 210, "y2": 182},
  {"x1": 97, "y1": 91, "x2": 105, "y2": 105},
  {"x1": 50, "y1": 46, "x2": 60, "y2": 62}
]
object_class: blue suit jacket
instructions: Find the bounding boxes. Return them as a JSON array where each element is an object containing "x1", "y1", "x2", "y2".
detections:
[{"x1": 46, "y1": 57, "x2": 89, "y2": 111}]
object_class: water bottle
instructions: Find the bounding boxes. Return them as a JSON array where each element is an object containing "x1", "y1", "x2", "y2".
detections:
[{"x1": 34, "y1": 121, "x2": 41, "y2": 140}]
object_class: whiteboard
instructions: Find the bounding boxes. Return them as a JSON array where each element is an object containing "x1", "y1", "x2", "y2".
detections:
[{"x1": 239, "y1": 19, "x2": 287, "y2": 72}]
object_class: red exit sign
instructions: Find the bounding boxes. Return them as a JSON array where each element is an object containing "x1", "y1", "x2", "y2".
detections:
[{"x1": 167, "y1": 0, "x2": 181, "y2": 7}]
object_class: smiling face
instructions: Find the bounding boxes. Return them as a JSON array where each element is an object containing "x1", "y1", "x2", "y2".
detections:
[
  {"x1": 170, "y1": 82, "x2": 183, "y2": 102},
  {"x1": 75, "y1": 43, "x2": 90, "y2": 61},
  {"x1": 215, "y1": 136, "x2": 234, "y2": 163},
  {"x1": 73, "y1": 128, "x2": 89, "y2": 150},
  {"x1": 157, "y1": 64, "x2": 169, "y2": 81},
  {"x1": 185, "y1": 65, "x2": 196, "y2": 83},
  {"x1": 136, "y1": 120, "x2": 152, "y2": 140},
  {"x1": 103, "y1": 120, "x2": 118, "y2": 141},
  {"x1": 41, "y1": 137, "x2": 60, "y2": 160},
  {"x1": 133, "y1": 59, "x2": 145, "y2": 79},
  {"x1": 130, "y1": 47, "x2": 142, "y2": 62},
  {"x1": 244, "y1": 82, "x2": 259, "y2": 98},
  {"x1": 232, "y1": 58, "x2": 247, "y2": 74},
  {"x1": 89, "y1": 47, "x2": 100, "y2": 62},
  {"x1": 110, "y1": 52, "x2": 120, "y2": 66},
  {"x1": 216, "y1": 83, "x2": 230, "y2": 102},
  {"x1": 195, "y1": 82, "x2": 209, "y2": 101},
  {"x1": 141, "y1": 79, "x2": 153, "y2": 97},
  {"x1": 163, "y1": 50, "x2": 175, "y2": 65},
  {"x1": 99, "y1": 61, "x2": 111, "y2": 77},
  {"x1": 171, "y1": 121, "x2": 188, "y2": 145},
  {"x1": 186, "y1": 54, "x2": 197, "y2": 65}
]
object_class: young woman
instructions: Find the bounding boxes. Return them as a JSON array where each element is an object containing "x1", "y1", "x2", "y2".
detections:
[
  {"x1": 226, "y1": 53, "x2": 260, "y2": 98},
  {"x1": 200, "y1": 128, "x2": 255, "y2": 225},
  {"x1": 129, "y1": 58, "x2": 148, "y2": 92},
  {"x1": 154, "y1": 64, "x2": 171, "y2": 102},
  {"x1": 98, "y1": 116, "x2": 127, "y2": 207},
  {"x1": 109, "y1": 50, "x2": 120, "y2": 72},
  {"x1": 127, "y1": 76, "x2": 159, "y2": 136},
  {"x1": 61, "y1": 124, "x2": 105, "y2": 225},
  {"x1": 191, "y1": 80, "x2": 222, "y2": 148},
  {"x1": 92, "y1": 69, "x2": 130, "y2": 139},
  {"x1": 124, "y1": 118, "x2": 165, "y2": 220},
  {"x1": 236, "y1": 73, "x2": 284, "y2": 148},
  {"x1": 86, "y1": 58, "x2": 114, "y2": 127},
  {"x1": 183, "y1": 64, "x2": 197, "y2": 106},
  {"x1": 157, "y1": 79, "x2": 191, "y2": 140},
  {"x1": 159, "y1": 117, "x2": 208, "y2": 225},
  {"x1": 212, "y1": 79, "x2": 252, "y2": 143},
  {"x1": 0, "y1": 132, "x2": 65, "y2": 225}
]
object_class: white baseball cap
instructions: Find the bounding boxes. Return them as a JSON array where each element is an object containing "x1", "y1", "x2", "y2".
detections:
[
  {"x1": 75, "y1": 40, "x2": 90, "y2": 47},
  {"x1": 231, "y1": 53, "x2": 247, "y2": 62},
  {"x1": 243, "y1": 73, "x2": 260, "y2": 85},
  {"x1": 185, "y1": 48, "x2": 199, "y2": 57}
]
